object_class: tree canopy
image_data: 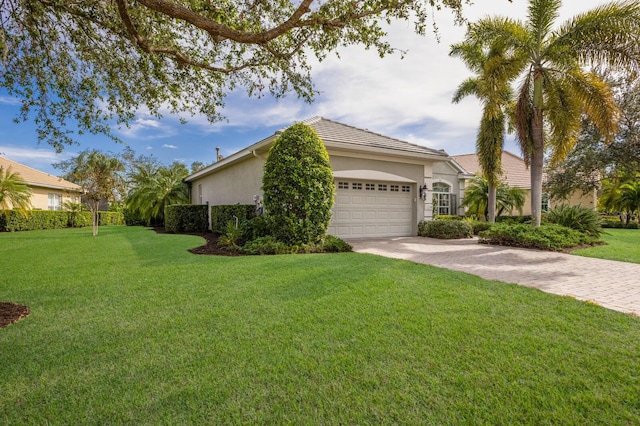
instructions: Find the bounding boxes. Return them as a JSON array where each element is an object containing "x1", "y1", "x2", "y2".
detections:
[{"x1": 0, "y1": 0, "x2": 468, "y2": 151}]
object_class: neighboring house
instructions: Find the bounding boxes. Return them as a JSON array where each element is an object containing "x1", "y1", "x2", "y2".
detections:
[
  {"x1": 186, "y1": 117, "x2": 471, "y2": 239},
  {"x1": 452, "y1": 151, "x2": 597, "y2": 216},
  {"x1": 0, "y1": 156, "x2": 83, "y2": 211}
]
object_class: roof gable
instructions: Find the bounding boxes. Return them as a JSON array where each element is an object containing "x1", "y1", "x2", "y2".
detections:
[
  {"x1": 452, "y1": 151, "x2": 531, "y2": 189},
  {"x1": 300, "y1": 117, "x2": 448, "y2": 157},
  {"x1": 187, "y1": 117, "x2": 450, "y2": 181},
  {"x1": 0, "y1": 156, "x2": 82, "y2": 192}
]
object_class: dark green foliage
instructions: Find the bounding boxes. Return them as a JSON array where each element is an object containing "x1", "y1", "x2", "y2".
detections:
[
  {"x1": 601, "y1": 219, "x2": 626, "y2": 229},
  {"x1": 218, "y1": 221, "x2": 243, "y2": 251},
  {"x1": 471, "y1": 221, "x2": 493, "y2": 235},
  {"x1": 434, "y1": 215, "x2": 464, "y2": 221},
  {"x1": 478, "y1": 224, "x2": 599, "y2": 251},
  {"x1": 240, "y1": 215, "x2": 272, "y2": 242},
  {"x1": 98, "y1": 211, "x2": 125, "y2": 226},
  {"x1": 210, "y1": 204, "x2": 256, "y2": 235},
  {"x1": 263, "y1": 123, "x2": 335, "y2": 245},
  {"x1": 164, "y1": 205, "x2": 208, "y2": 233},
  {"x1": 625, "y1": 222, "x2": 639, "y2": 229},
  {"x1": 239, "y1": 234, "x2": 352, "y2": 255},
  {"x1": 240, "y1": 236, "x2": 292, "y2": 255},
  {"x1": 496, "y1": 215, "x2": 533, "y2": 224},
  {"x1": 545, "y1": 204, "x2": 602, "y2": 237},
  {"x1": 0, "y1": 210, "x2": 118, "y2": 232},
  {"x1": 322, "y1": 235, "x2": 353, "y2": 252},
  {"x1": 123, "y1": 208, "x2": 147, "y2": 226},
  {"x1": 418, "y1": 220, "x2": 473, "y2": 239}
]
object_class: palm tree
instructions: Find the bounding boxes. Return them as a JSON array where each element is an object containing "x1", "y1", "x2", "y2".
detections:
[
  {"x1": 618, "y1": 180, "x2": 640, "y2": 223},
  {"x1": 0, "y1": 165, "x2": 32, "y2": 218},
  {"x1": 461, "y1": 0, "x2": 640, "y2": 226},
  {"x1": 461, "y1": 175, "x2": 526, "y2": 220},
  {"x1": 451, "y1": 38, "x2": 523, "y2": 222},
  {"x1": 126, "y1": 162, "x2": 189, "y2": 226}
]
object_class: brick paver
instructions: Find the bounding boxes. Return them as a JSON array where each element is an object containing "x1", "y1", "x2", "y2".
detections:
[{"x1": 350, "y1": 237, "x2": 640, "y2": 316}]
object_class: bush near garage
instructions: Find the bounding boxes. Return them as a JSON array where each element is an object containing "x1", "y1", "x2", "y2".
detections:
[
  {"x1": 210, "y1": 204, "x2": 256, "y2": 235},
  {"x1": 418, "y1": 220, "x2": 473, "y2": 239},
  {"x1": 478, "y1": 223, "x2": 600, "y2": 251},
  {"x1": 165, "y1": 204, "x2": 209, "y2": 233}
]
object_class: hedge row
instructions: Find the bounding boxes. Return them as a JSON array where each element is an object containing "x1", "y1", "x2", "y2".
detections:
[
  {"x1": 601, "y1": 219, "x2": 639, "y2": 229},
  {"x1": 0, "y1": 210, "x2": 124, "y2": 232},
  {"x1": 210, "y1": 204, "x2": 256, "y2": 234},
  {"x1": 165, "y1": 204, "x2": 208, "y2": 233}
]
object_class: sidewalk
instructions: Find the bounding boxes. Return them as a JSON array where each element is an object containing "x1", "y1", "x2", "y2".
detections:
[{"x1": 350, "y1": 237, "x2": 640, "y2": 316}]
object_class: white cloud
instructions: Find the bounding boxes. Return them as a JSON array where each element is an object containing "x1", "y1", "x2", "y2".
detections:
[
  {"x1": 0, "y1": 96, "x2": 21, "y2": 106},
  {"x1": 162, "y1": 144, "x2": 178, "y2": 149},
  {"x1": 0, "y1": 145, "x2": 71, "y2": 175},
  {"x1": 116, "y1": 116, "x2": 178, "y2": 140}
]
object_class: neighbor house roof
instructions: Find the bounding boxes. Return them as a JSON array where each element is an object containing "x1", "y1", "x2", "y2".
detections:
[
  {"x1": 452, "y1": 151, "x2": 531, "y2": 189},
  {"x1": 187, "y1": 117, "x2": 450, "y2": 182},
  {"x1": 0, "y1": 156, "x2": 82, "y2": 192}
]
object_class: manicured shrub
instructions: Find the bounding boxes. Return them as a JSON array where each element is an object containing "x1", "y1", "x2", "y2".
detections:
[
  {"x1": 165, "y1": 204, "x2": 208, "y2": 233},
  {"x1": 625, "y1": 222, "x2": 639, "y2": 229},
  {"x1": 495, "y1": 215, "x2": 533, "y2": 224},
  {"x1": 601, "y1": 219, "x2": 625, "y2": 228},
  {"x1": 98, "y1": 211, "x2": 125, "y2": 226},
  {"x1": 478, "y1": 223, "x2": 599, "y2": 251},
  {"x1": 418, "y1": 220, "x2": 473, "y2": 239},
  {"x1": 1, "y1": 210, "x2": 73, "y2": 232},
  {"x1": 211, "y1": 204, "x2": 255, "y2": 235},
  {"x1": 240, "y1": 236, "x2": 292, "y2": 255},
  {"x1": 123, "y1": 207, "x2": 147, "y2": 226},
  {"x1": 434, "y1": 215, "x2": 464, "y2": 221},
  {"x1": 471, "y1": 220, "x2": 493, "y2": 235},
  {"x1": 262, "y1": 123, "x2": 334, "y2": 245},
  {"x1": 240, "y1": 215, "x2": 272, "y2": 242},
  {"x1": 544, "y1": 204, "x2": 602, "y2": 237},
  {"x1": 322, "y1": 235, "x2": 353, "y2": 252}
]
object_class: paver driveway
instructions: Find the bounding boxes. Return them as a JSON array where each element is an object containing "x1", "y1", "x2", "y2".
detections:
[{"x1": 350, "y1": 237, "x2": 640, "y2": 316}]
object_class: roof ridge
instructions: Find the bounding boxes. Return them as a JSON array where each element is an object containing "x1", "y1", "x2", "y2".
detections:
[{"x1": 314, "y1": 117, "x2": 445, "y2": 154}]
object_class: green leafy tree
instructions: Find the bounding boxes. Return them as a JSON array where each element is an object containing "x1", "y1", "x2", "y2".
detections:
[
  {"x1": 460, "y1": 0, "x2": 640, "y2": 226},
  {"x1": 545, "y1": 75, "x2": 640, "y2": 200},
  {"x1": 618, "y1": 179, "x2": 640, "y2": 223},
  {"x1": 126, "y1": 160, "x2": 190, "y2": 226},
  {"x1": 0, "y1": 165, "x2": 32, "y2": 218},
  {"x1": 462, "y1": 175, "x2": 526, "y2": 220},
  {"x1": 56, "y1": 150, "x2": 124, "y2": 236},
  {"x1": 451, "y1": 37, "x2": 522, "y2": 222},
  {"x1": 0, "y1": 0, "x2": 466, "y2": 151},
  {"x1": 263, "y1": 123, "x2": 334, "y2": 244}
]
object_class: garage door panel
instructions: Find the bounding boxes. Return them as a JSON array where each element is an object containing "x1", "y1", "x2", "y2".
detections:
[{"x1": 329, "y1": 179, "x2": 414, "y2": 238}]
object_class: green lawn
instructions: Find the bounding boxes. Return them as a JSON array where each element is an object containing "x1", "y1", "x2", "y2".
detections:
[
  {"x1": 573, "y1": 228, "x2": 640, "y2": 263},
  {"x1": 1, "y1": 226, "x2": 639, "y2": 424}
]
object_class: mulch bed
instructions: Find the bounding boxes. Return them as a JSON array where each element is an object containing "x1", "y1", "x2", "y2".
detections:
[
  {"x1": 154, "y1": 227, "x2": 240, "y2": 256},
  {"x1": 0, "y1": 302, "x2": 30, "y2": 329}
]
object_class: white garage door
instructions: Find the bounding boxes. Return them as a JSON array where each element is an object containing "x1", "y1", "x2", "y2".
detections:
[{"x1": 328, "y1": 180, "x2": 414, "y2": 238}]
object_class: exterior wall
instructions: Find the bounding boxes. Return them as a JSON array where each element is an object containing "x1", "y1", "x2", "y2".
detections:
[
  {"x1": 551, "y1": 189, "x2": 597, "y2": 210},
  {"x1": 190, "y1": 155, "x2": 266, "y2": 207},
  {"x1": 29, "y1": 186, "x2": 81, "y2": 210}
]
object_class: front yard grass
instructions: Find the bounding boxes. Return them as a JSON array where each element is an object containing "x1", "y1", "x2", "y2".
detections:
[
  {"x1": 573, "y1": 228, "x2": 640, "y2": 263},
  {"x1": 1, "y1": 226, "x2": 639, "y2": 424}
]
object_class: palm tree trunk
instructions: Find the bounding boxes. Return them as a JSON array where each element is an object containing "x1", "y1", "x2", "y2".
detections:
[
  {"x1": 530, "y1": 108, "x2": 544, "y2": 227},
  {"x1": 487, "y1": 185, "x2": 497, "y2": 223}
]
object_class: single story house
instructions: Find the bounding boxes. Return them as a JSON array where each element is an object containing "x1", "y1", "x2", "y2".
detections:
[
  {"x1": 0, "y1": 156, "x2": 83, "y2": 211},
  {"x1": 185, "y1": 117, "x2": 472, "y2": 239},
  {"x1": 452, "y1": 151, "x2": 597, "y2": 216}
]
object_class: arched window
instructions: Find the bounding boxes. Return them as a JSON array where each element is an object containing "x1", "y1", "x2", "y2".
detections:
[{"x1": 432, "y1": 182, "x2": 455, "y2": 216}]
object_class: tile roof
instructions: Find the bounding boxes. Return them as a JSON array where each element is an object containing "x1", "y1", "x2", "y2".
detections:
[
  {"x1": 452, "y1": 151, "x2": 531, "y2": 189},
  {"x1": 296, "y1": 117, "x2": 449, "y2": 158},
  {"x1": 0, "y1": 156, "x2": 82, "y2": 191}
]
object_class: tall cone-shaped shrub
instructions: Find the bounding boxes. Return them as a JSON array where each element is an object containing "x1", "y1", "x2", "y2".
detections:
[{"x1": 263, "y1": 123, "x2": 335, "y2": 244}]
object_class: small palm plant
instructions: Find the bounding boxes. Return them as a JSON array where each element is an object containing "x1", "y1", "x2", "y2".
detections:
[
  {"x1": 545, "y1": 204, "x2": 602, "y2": 237},
  {"x1": 0, "y1": 165, "x2": 32, "y2": 219}
]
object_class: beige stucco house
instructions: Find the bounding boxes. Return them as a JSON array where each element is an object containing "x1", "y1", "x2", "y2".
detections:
[
  {"x1": 0, "y1": 156, "x2": 83, "y2": 210},
  {"x1": 185, "y1": 117, "x2": 471, "y2": 239},
  {"x1": 453, "y1": 151, "x2": 597, "y2": 216}
]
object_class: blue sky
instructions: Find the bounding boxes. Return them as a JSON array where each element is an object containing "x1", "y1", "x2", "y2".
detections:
[{"x1": 0, "y1": 0, "x2": 606, "y2": 176}]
